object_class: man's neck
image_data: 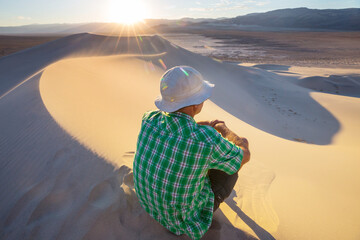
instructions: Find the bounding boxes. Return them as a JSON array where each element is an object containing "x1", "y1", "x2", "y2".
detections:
[{"x1": 176, "y1": 108, "x2": 195, "y2": 118}]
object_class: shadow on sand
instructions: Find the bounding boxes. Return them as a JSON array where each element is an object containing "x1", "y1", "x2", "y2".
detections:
[
  {"x1": 297, "y1": 74, "x2": 360, "y2": 98},
  {"x1": 224, "y1": 194, "x2": 276, "y2": 240}
]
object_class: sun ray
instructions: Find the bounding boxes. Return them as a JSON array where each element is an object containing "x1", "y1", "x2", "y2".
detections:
[
  {"x1": 130, "y1": 25, "x2": 144, "y2": 56},
  {"x1": 92, "y1": 23, "x2": 121, "y2": 55},
  {"x1": 115, "y1": 24, "x2": 127, "y2": 52}
]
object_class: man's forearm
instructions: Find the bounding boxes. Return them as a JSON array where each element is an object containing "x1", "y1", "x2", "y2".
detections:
[
  {"x1": 217, "y1": 126, "x2": 249, "y2": 149},
  {"x1": 215, "y1": 124, "x2": 251, "y2": 168}
]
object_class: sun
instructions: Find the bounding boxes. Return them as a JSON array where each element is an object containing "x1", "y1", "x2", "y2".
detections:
[{"x1": 107, "y1": 0, "x2": 149, "y2": 25}]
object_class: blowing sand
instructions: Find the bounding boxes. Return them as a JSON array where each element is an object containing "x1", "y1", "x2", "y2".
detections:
[{"x1": 1, "y1": 33, "x2": 360, "y2": 240}]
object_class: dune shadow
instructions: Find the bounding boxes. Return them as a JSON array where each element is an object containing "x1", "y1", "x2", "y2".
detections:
[
  {"x1": 0, "y1": 70, "x2": 148, "y2": 239},
  {"x1": 297, "y1": 74, "x2": 360, "y2": 98},
  {"x1": 272, "y1": 70, "x2": 298, "y2": 75},
  {"x1": 207, "y1": 70, "x2": 341, "y2": 145}
]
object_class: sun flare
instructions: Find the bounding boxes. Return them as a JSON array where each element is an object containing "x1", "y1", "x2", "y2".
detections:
[{"x1": 107, "y1": 0, "x2": 149, "y2": 25}]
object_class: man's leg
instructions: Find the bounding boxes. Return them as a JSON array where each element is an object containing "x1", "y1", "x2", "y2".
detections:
[{"x1": 208, "y1": 169, "x2": 238, "y2": 212}]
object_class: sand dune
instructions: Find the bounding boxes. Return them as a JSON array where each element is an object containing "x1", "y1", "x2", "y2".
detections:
[
  {"x1": 1, "y1": 33, "x2": 360, "y2": 240},
  {"x1": 242, "y1": 63, "x2": 360, "y2": 97}
]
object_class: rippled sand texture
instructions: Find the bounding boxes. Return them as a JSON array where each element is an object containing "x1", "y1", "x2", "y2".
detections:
[{"x1": 1, "y1": 33, "x2": 360, "y2": 240}]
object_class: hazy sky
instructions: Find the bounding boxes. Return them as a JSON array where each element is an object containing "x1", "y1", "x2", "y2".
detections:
[{"x1": 0, "y1": 0, "x2": 359, "y2": 26}]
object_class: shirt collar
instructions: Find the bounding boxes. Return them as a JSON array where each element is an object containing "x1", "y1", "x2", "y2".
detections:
[
  {"x1": 160, "y1": 111, "x2": 197, "y2": 134},
  {"x1": 167, "y1": 111, "x2": 196, "y2": 123}
]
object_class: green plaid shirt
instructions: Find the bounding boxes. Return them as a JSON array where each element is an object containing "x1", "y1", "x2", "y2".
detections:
[{"x1": 133, "y1": 110, "x2": 243, "y2": 240}]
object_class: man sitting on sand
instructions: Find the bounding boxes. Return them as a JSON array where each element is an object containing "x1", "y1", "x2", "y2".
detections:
[{"x1": 133, "y1": 66, "x2": 250, "y2": 239}]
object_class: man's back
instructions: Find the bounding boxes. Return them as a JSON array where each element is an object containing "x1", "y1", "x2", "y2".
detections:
[{"x1": 133, "y1": 110, "x2": 243, "y2": 239}]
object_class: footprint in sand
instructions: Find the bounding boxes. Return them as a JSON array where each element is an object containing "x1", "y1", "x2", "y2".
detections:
[
  {"x1": 5, "y1": 148, "x2": 74, "y2": 229},
  {"x1": 49, "y1": 147, "x2": 74, "y2": 170},
  {"x1": 88, "y1": 179, "x2": 119, "y2": 209},
  {"x1": 4, "y1": 180, "x2": 53, "y2": 228},
  {"x1": 27, "y1": 189, "x2": 73, "y2": 225},
  {"x1": 88, "y1": 164, "x2": 134, "y2": 209}
]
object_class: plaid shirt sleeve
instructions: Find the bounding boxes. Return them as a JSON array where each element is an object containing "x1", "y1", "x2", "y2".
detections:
[{"x1": 209, "y1": 132, "x2": 243, "y2": 175}]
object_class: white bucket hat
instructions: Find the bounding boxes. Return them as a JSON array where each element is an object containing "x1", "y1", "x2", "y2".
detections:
[{"x1": 155, "y1": 66, "x2": 215, "y2": 112}]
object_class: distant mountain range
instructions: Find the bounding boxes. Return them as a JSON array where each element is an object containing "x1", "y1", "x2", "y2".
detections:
[
  {"x1": 222, "y1": 8, "x2": 360, "y2": 30},
  {"x1": 0, "y1": 8, "x2": 359, "y2": 34}
]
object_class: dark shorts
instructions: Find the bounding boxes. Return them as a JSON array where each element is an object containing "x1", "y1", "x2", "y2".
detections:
[{"x1": 208, "y1": 169, "x2": 239, "y2": 212}]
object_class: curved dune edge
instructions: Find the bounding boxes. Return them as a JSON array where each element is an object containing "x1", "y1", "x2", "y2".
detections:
[
  {"x1": 39, "y1": 54, "x2": 360, "y2": 239},
  {"x1": 39, "y1": 54, "x2": 279, "y2": 237},
  {"x1": 40, "y1": 55, "x2": 163, "y2": 168}
]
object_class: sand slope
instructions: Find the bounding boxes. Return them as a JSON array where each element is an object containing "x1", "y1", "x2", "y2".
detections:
[
  {"x1": 1, "y1": 33, "x2": 360, "y2": 240},
  {"x1": 242, "y1": 63, "x2": 360, "y2": 97}
]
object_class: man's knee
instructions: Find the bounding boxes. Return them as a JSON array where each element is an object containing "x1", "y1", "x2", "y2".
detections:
[{"x1": 214, "y1": 173, "x2": 238, "y2": 200}]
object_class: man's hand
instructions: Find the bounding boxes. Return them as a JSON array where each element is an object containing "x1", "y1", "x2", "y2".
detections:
[
  {"x1": 209, "y1": 120, "x2": 224, "y2": 128},
  {"x1": 197, "y1": 120, "x2": 238, "y2": 140},
  {"x1": 213, "y1": 122, "x2": 229, "y2": 137},
  {"x1": 197, "y1": 120, "x2": 227, "y2": 136}
]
